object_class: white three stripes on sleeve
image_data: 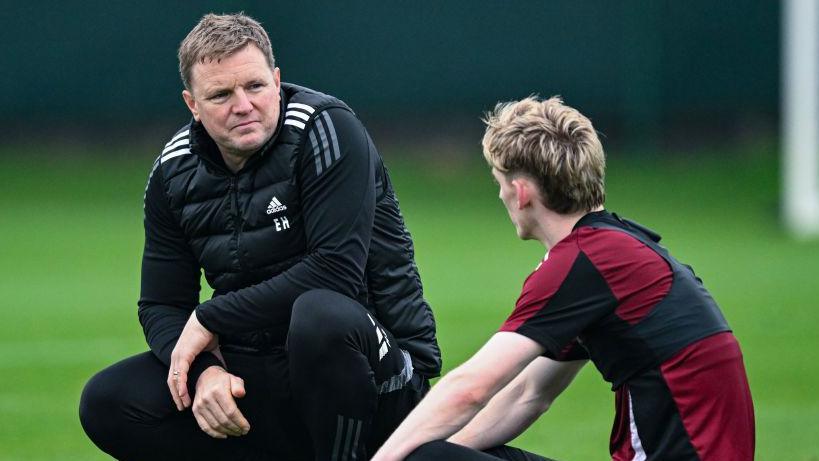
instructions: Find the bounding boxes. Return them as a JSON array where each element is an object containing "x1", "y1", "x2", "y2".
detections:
[
  {"x1": 165, "y1": 129, "x2": 189, "y2": 147},
  {"x1": 160, "y1": 129, "x2": 192, "y2": 164},
  {"x1": 283, "y1": 103, "x2": 317, "y2": 130},
  {"x1": 163, "y1": 138, "x2": 188, "y2": 154}
]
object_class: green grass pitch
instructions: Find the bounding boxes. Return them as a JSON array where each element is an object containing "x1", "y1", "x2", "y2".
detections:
[{"x1": 0, "y1": 141, "x2": 817, "y2": 460}]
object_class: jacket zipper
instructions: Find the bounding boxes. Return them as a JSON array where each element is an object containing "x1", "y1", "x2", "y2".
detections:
[{"x1": 229, "y1": 176, "x2": 244, "y2": 271}]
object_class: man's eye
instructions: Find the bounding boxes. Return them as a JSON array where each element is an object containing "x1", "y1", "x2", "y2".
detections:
[
  {"x1": 248, "y1": 82, "x2": 265, "y2": 90},
  {"x1": 209, "y1": 92, "x2": 228, "y2": 101}
]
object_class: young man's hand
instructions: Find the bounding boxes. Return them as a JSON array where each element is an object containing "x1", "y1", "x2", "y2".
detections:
[{"x1": 192, "y1": 365, "x2": 251, "y2": 438}]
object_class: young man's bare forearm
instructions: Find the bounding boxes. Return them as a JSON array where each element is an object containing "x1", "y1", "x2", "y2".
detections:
[
  {"x1": 372, "y1": 333, "x2": 544, "y2": 461},
  {"x1": 449, "y1": 358, "x2": 586, "y2": 450}
]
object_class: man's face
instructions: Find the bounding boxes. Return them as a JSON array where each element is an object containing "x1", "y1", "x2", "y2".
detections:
[{"x1": 182, "y1": 44, "x2": 281, "y2": 159}]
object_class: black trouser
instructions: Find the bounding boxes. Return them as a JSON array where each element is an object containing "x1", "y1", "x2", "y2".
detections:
[
  {"x1": 79, "y1": 289, "x2": 427, "y2": 460},
  {"x1": 407, "y1": 441, "x2": 557, "y2": 461}
]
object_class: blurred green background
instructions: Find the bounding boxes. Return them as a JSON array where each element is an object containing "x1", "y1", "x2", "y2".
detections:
[{"x1": 1, "y1": 1, "x2": 817, "y2": 460}]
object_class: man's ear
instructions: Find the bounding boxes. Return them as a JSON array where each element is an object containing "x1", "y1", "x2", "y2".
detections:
[
  {"x1": 512, "y1": 178, "x2": 532, "y2": 210},
  {"x1": 182, "y1": 90, "x2": 199, "y2": 122},
  {"x1": 272, "y1": 67, "x2": 281, "y2": 91}
]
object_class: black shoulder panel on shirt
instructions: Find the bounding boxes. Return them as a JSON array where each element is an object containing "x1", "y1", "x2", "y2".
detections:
[{"x1": 516, "y1": 251, "x2": 617, "y2": 360}]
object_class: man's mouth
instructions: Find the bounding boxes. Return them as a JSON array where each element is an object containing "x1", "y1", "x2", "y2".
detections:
[{"x1": 233, "y1": 121, "x2": 259, "y2": 129}]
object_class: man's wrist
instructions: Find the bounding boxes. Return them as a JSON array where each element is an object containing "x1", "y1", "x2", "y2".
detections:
[
  {"x1": 187, "y1": 352, "x2": 224, "y2": 391},
  {"x1": 197, "y1": 364, "x2": 227, "y2": 383}
]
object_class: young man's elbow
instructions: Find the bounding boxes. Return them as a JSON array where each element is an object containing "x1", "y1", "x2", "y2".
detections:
[
  {"x1": 444, "y1": 371, "x2": 495, "y2": 410},
  {"x1": 517, "y1": 379, "x2": 556, "y2": 416}
]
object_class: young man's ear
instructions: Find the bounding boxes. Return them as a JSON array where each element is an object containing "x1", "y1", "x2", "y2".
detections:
[
  {"x1": 182, "y1": 90, "x2": 199, "y2": 122},
  {"x1": 512, "y1": 178, "x2": 532, "y2": 210}
]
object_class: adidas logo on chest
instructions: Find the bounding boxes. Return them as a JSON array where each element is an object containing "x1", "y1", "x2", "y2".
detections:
[{"x1": 266, "y1": 196, "x2": 287, "y2": 215}]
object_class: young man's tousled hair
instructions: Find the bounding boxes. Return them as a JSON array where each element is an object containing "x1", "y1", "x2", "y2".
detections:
[{"x1": 482, "y1": 96, "x2": 606, "y2": 214}]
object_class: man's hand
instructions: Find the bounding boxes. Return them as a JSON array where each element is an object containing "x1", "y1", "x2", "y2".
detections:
[
  {"x1": 192, "y1": 365, "x2": 251, "y2": 439},
  {"x1": 168, "y1": 312, "x2": 218, "y2": 410}
]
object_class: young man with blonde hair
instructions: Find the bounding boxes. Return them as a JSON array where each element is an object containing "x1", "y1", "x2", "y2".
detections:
[
  {"x1": 79, "y1": 13, "x2": 440, "y2": 460},
  {"x1": 373, "y1": 96, "x2": 755, "y2": 461}
]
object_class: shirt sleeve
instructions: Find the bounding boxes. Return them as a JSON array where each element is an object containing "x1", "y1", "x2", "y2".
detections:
[
  {"x1": 138, "y1": 160, "x2": 222, "y2": 376},
  {"x1": 499, "y1": 241, "x2": 615, "y2": 360},
  {"x1": 194, "y1": 107, "x2": 375, "y2": 335}
]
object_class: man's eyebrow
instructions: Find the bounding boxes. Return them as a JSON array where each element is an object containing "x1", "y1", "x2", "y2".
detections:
[
  {"x1": 201, "y1": 81, "x2": 231, "y2": 95},
  {"x1": 242, "y1": 73, "x2": 268, "y2": 83}
]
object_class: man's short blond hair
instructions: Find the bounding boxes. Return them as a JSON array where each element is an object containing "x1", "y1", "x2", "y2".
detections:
[
  {"x1": 482, "y1": 96, "x2": 606, "y2": 214},
  {"x1": 178, "y1": 12, "x2": 275, "y2": 90}
]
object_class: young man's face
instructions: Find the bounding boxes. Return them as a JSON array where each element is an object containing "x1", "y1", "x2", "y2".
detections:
[
  {"x1": 182, "y1": 44, "x2": 281, "y2": 159},
  {"x1": 492, "y1": 167, "x2": 532, "y2": 240}
]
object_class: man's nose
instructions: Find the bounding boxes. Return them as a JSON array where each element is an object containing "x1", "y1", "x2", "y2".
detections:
[{"x1": 232, "y1": 89, "x2": 253, "y2": 113}]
